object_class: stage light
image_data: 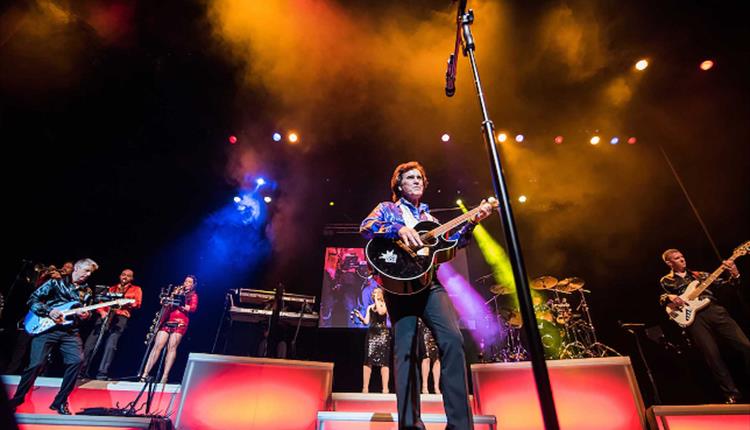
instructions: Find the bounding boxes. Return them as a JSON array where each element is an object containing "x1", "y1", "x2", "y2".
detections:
[
  {"x1": 441, "y1": 133, "x2": 450, "y2": 142},
  {"x1": 288, "y1": 132, "x2": 299, "y2": 143},
  {"x1": 498, "y1": 133, "x2": 507, "y2": 143},
  {"x1": 515, "y1": 134, "x2": 524, "y2": 143},
  {"x1": 456, "y1": 199, "x2": 463, "y2": 206},
  {"x1": 554, "y1": 136, "x2": 564, "y2": 144},
  {"x1": 635, "y1": 59, "x2": 648, "y2": 71},
  {"x1": 610, "y1": 137, "x2": 619, "y2": 145},
  {"x1": 256, "y1": 178, "x2": 266, "y2": 186},
  {"x1": 263, "y1": 196, "x2": 272, "y2": 203},
  {"x1": 228, "y1": 135, "x2": 238, "y2": 144},
  {"x1": 272, "y1": 132, "x2": 282, "y2": 142},
  {"x1": 233, "y1": 196, "x2": 241, "y2": 203},
  {"x1": 590, "y1": 136, "x2": 600, "y2": 145},
  {"x1": 627, "y1": 137, "x2": 637, "y2": 144},
  {"x1": 518, "y1": 195, "x2": 527, "y2": 203},
  {"x1": 329, "y1": 201, "x2": 335, "y2": 206},
  {"x1": 700, "y1": 60, "x2": 714, "y2": 71}
]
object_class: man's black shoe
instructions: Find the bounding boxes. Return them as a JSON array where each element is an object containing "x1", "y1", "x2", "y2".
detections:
[
  {"x1": 95, "y1": 374, "x2": 109, "y2": 381},
  {"x1": 8, "y1": 397, "x2": 23, "y2": 412},
  {"x1": 725, "y1": 394, "x2": 741, "y2": 404},
  {"x1": 50, "y1": 402, "x2": 72, "y2": 415}
]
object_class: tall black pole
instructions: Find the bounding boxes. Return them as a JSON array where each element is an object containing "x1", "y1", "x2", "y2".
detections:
[{"x1": 452, "y1": 5, "x2": 560, "y2": 429}]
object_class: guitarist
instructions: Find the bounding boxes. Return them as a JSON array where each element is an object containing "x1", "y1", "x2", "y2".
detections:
[
  {"x1": 659, "y1": 248, "x2": 749, "y2": 404},
  {"x1": 81, "y1": 268, "x2": 142, "y2": 380},
  {"x1": 360, "y1": 161, "x2": 493, "y2": 430},
  {"x1": 9, "y1": 258, "x2": 99, "y2": 415}
]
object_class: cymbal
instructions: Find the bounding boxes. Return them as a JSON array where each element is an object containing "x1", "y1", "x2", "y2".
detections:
[
  {"x1": 490, "y1": 284, "x2": 514, "y2": 295},
  {"x1": 556, "y1": 277, "x2": 585, "y2": 292},
  {"x1": 530, "y1": 276, "x2": 558, "y2": 290},
  {"x1": 499, "y1": 307, "x2": 523, "y2": 328}
]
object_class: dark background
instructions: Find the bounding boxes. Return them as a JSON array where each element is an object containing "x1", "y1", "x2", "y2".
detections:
[{"x1": 1, "y1": 0, "x2": 748, "y2": 405}]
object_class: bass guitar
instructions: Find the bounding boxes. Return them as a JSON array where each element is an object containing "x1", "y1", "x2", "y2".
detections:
[
  {"x1": 24, "y1": 298, "x2": 135, "y2": 335},
  {"x1": 666, "y1": 240, "x2": 749, "y2": 327},
  {"x1": 366, "y1": 197, "x2": 498, "y2": 295}
]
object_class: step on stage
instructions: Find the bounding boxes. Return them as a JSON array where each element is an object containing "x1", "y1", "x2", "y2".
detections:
[
  {"x1": 647, "y1": 404, "x2": 750, "y2": 430},
  {"x1": 3, "y1": 376, "x2": 179, "y2": 429},
  {"x1": 5, "y1": 355, "x2": 748, "y2": 429}
]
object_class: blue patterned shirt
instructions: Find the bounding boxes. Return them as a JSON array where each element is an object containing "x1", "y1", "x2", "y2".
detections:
[{"x1": 360, "y1": 198, "x2": 475, "y2": 247}]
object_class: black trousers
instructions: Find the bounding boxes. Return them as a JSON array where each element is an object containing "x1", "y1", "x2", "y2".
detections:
[
  {"x1": 384, "y1": 284, "x2": 474, "y2": 430},
  {"x1": 82, "y1": 315, "x2": 128, "y2": 377},
  {"x1": 12, "y1": 329, "x2": 83, "y2": 407},
  {"x1": 687, "y1": 303, "x2": 750, "y2": 397}
]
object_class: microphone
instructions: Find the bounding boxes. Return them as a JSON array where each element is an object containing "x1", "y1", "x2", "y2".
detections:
[
  {"x1": 445, "y1": 54, "x2": 456, "y2": 97},
  {"x1": 618, "y1": 320, "x2": 645, "y2": 329}
]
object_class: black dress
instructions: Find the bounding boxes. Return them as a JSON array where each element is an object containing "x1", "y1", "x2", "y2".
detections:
[
  {"x1": 418, "y1": 318, "x2": 439, "y2": 361},
  {"x1": 364, "y1": 307, "x2": 392, "y2": 367}
]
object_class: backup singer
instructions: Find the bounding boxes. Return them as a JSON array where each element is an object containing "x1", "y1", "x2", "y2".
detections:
[
  {"x1": 352, "y1": 287, "x2": 391, "y2": 393},
  {"x1": 139, "y1": 275, "x2": 198, "y2": 384},
  {"x1": 361, "y1": 161, "x2": 492, "y2": 429},
  {"x1": 660, "y1": 248, "x2": 749, "y2": 404},
  {"x1": 9, "y1": 258, "x2": 99, "y2": 415},
  {"x1": 82, "y1": 269, "x2": 142, "y2": 380}
]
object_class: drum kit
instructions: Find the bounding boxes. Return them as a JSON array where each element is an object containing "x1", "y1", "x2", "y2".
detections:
[{"x1": 483, "y1": 275, "x2": 619, "y2": 362}]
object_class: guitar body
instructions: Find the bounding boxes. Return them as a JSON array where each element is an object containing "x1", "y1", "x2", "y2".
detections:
[
  {"x1": 665, "y1": 280, "x2": 712, "y2": 327},
  {"x1": 366, "y1": 220, "x2": 458, "y2": 295},
  {"x1": 24, "y1": 300, "x2": 80, "y2": 335}
]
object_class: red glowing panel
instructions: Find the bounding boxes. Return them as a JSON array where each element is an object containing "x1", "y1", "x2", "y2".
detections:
[
  {"x1": 656, "y1": 415, "x2": 750, "y2": 430},
  {"x1": 472, "y1": 357, "x2": 646, "y2": 430},
  {"x1": 175, "y1": 354, "x2": 333, "y2": 430},
  {"x1": 20, "y1": 426, "x2": 139, "y2": 430},
  {"x1": 650, "y1": 405, "x2": 750, "y2": 430}
]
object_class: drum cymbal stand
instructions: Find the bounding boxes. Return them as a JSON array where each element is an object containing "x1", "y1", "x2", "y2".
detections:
[{"x1": 577, "y1": 289, "x2": 620, "y2": 357}]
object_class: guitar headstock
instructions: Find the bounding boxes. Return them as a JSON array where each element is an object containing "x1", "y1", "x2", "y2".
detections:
[
  {"x1": 733, "y1": 240, "x2": 750, "y2": 257},
  {"x1": 487, "y1": 197, "x2": 499, "y2": 208},
  {"x1": 115, "y1": 298, "x2": 136, "y2": 306}
]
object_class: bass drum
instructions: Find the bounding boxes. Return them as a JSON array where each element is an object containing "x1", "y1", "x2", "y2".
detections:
[{"x1": 537, "y1": 320, "x2": 563, "y2": 360}]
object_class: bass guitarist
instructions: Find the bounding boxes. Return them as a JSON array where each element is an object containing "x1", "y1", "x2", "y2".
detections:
[
  {"x1": 9, "y1": 258, "x2": 99, "y2": 415},
  {"x1": 360, "y1": 161, "x2": 493, "y2": 429},
  {"x1": 660, "y1": 248, "x2": 749, "y2": 404}
]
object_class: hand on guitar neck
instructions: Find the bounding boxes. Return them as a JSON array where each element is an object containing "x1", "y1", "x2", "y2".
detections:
[{"x1": 721, "y1": 259, "x2": 741, "y2": 279}]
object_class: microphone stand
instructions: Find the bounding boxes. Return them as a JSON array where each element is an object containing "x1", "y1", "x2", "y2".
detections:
[
  {"x1": 447, "y1": 2, "x2": 560, "y2": 428},
  {"x1": 290, "y1": 300, "x2": 308, "y2": 358},
  {"x1": 81, "y1": 309, "x2": 113, "y2": 378},
  {"x1": 621, "y1": 324, "x2": 662, "y2": 404},
  {"x1": 211, "y1": 291, "x2": 231, "y2": 354}
]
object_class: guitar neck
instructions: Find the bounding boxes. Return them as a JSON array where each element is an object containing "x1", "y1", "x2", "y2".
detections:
[
  {"x1": 687, "y1": 254, "x2": 738, "y2": 300},
  {"x1": 423, "y1": 206, "x2": 483, "y2": 239},
  {"x1": 60, "y1": 300, "x2": 126, "y2": 317}
]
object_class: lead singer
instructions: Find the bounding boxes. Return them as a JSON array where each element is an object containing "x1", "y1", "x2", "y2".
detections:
[{"x1": 360, "y1": 161, "x2": 492, "y2": 430}]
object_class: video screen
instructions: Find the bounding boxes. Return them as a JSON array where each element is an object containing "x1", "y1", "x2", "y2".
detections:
[{"x1": 319, "y1": 247, "x2": 380, "y2": 328}]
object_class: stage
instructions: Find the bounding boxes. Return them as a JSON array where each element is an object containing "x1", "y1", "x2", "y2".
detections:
[{"x1": 5, "y1": 355, "x2": 748, "y2": 429}]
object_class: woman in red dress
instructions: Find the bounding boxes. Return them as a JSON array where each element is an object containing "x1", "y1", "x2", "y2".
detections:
[{"x1": 139, "y1": 275, "x2": 198, "y2": 383}]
